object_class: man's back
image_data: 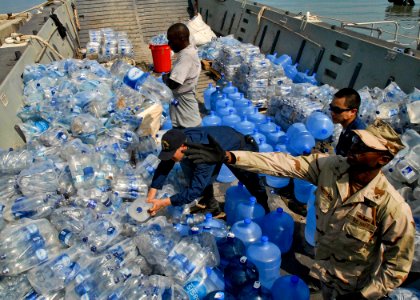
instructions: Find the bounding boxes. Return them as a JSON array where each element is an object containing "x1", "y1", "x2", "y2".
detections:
[{"x1": 184, "y1": 126, "x2": 246, "y2": 151}]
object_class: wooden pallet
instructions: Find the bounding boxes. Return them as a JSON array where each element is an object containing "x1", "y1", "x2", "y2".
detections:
[{"x1": 201, "y1": 59, "x2": 221, "y2": 80}]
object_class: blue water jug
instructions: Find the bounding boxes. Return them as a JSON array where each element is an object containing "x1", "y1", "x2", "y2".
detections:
[
  {"x1": 271, "y1": 275, "x2": 310, "y2": 300},
  {"x1": 293, "y1": 178, "x2": 316, "y2": 204},
  {"x1": 305, "y1": 112, "x2": 334, "y2": 140},
  {"x1": 306, "y1": 72, "x2": 318, "y2": 85},
  {"x1": 225, "y1": 182, "x2": 252, "y2": 225},
  {"x1": 210, "y1": 87, "x2": 224, "y2": 111},
  {"x1": 233, "y1": 197, "x2": 266, "y2": 225},
  {"x1": 204, "y1": 83, "x2": 217, "y2": 111},
  {"x1": 216, "y1": 232, "x2": 246, "y2": 270},
  {"x1": 183, "y1": 266, "x2": 224, "y2": 299},
  {"x1": 217, "y1": 163, "x2": 236, "y2": 183},
  {"x1": 261, "y1": 208, "x2": 294, "y2": 253},
  {"x1": 228, "y1": 89, "x2": 242, "y2": 102},
  {"x1": 234, "y1": 95, "x2": 251, "y2": 111},
  {"x1": 258, "y1": 138, "x2": 273, "y2": 153},
  {"x1": 246, "y1": 236, "x2": 281, "y2": 289},
  {"x1": 293, "y1": 69, "x2": 310, "y2": 84},
  {"x1": 305, "y1": 194, "x2": 316, "y2": 247},
  {"x1": 202, "y1": 111, "x2": 222, "y2": 127},
  {"x1": 222, "y1": 81, "x2": 237, "y2": 95},
  {"x1": 238, "y1": 281, "x2": 272, "y2": 300},
  {"x1": 258, "y1": 117, "x2": 277, "y2": 136},
  {"x1": 248, "y1": 108, "x2": 266, "y2": 125},
  {"x1": 284, "y1": 63, "x2": 299, "y2": 80},
  {"x1": 286, "y1": 122, "x2": 307, "y2": 140},
  {"x1": 217, "y1": 103, "x2": 237, "y2": 118},
  {"x1": 217, "y1": 73, "x2": 228, "y2": 89},
  {"x1": 235, "y1": 116, "x2": 256, "y2": 136},
  {"x1": 224, "y1": 256, "x2": 259, "y2": 295},
  {"x1": 287, "y1": 131, "x2": 315, "y2": 155},
  {"x1": 252, "y1": 129, "x2": 267, "y2": 144},
  {"x1": 266, "y1": 52, "x2": 278, "y2": 63},
  {"x1": 266, "y1": 126, "x2": 285, "y2": 147},
  {"x1": 274, "y1": 54, "x2": 292, "y2": 67},
  {"x1": 236, "y1": 100, "x2": 254, "y2": 117},
  {"x1": 222, "y1": 110, "x2": 241, "y2": 128},
  {"x1": 231, "y1": 218, "x2": 262, "y2": 247},
  {"x1": 199, "y1": 213, "x2": 227, "y2": 230},
  {"x1": 274, "y1": 143, "x2": 288, "y2": 153},
  {"x1": 215, "y1": 94, "x2": 233, "y2": 111},
  {"x1": 266, "y1": 175, "x2": 290, "y2": 189}
]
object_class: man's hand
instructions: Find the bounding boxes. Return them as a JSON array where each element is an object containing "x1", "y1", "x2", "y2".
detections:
[
  {"x1": 147, "y1": 198, "x2": 171, "y2": 216},
  {"x1": 184, "y1": 135, "x2": 226, "y2": 164}
]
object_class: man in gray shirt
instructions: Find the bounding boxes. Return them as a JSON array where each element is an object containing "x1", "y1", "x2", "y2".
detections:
[{"x1": 163, "y1": 23, "x2": 202, "y2": 128}]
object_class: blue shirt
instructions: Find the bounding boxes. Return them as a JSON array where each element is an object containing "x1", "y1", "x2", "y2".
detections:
[
  {"x1": 335, "y1": 116, "x2": 367, "y2": 157},
  {"x1": 151, "y1": 126, "x2": 247, "y2": 206}
]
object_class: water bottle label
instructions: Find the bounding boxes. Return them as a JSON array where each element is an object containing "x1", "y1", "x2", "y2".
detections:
[
  {"x1": 65, "y1": 262, "x2": 81, "y2": 284},
  {"x1": 107, "y1": 226, "x2": 116, "y2": 235},
  {"x1": 35, "y1": 248, "x2": 48, "y2": 262},
  {"x1": 388, "y1": 109, "x2": 398, "y2": 117},
  {"x1": 103, "y1": 198, "x2": 112, "y2": 207},
  {"x1": 402, "y1": 166, "x2": 416, "y2": 180},
  {"x1": 59, "y1": 229, "x2": 73, "y2": 246},
  {"x1": 184, "y1": 281, "x2": 207, "y2": 300},
  {"x1": 126, "y1": 68, "x2": 143, "y2": 81},
  {"x1": 23, "y1": 290, "x2": 39, "y2": 300},
  {"x1": 55, "y1": 253, "x2": 71, "y2": 267},
  {"x1": 13, "y1": 210, "x2": 35, "y2": 219}
]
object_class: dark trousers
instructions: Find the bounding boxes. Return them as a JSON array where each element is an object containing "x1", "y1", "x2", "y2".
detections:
[{"x1": 201, "y1": 135, "x2": 269, "y2": 213}]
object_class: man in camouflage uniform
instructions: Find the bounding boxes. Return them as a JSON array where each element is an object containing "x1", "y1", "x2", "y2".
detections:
[{"x1": 184, "y1": 119, "x2": 415, "y2": 300}]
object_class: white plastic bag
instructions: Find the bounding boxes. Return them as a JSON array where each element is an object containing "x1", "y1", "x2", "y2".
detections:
[{"x1": 187, "y1": 13, "x2": 216, "y2": 46}]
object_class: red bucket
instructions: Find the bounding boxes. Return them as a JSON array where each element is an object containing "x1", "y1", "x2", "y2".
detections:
[{"x1": 149, "y1": 44, "x2": 172, "y2": 73}]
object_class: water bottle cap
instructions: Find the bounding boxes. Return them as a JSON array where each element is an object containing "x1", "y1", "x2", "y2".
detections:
[
  {"x1": 253, "y1": 281, "x2": 261, "y2": 289},
  {"x1": 91, "y1": 246, "x2": 97, "y2": 252},
  {"x1": 249, "y1": 197, "x2": 256, "y2": 204},
  {"x1": 214, "y1": 292, "x2": 225, "y2": 299},
  {"x1": 244, "y1": 218, "x2": 251, "y2": 224},
  {"x1": 291, "y1": 275, "x2": 299, "y2": 284},
  {"x1": 227, "y1": 232, "x2": 235, "y2": 239},
  {"x1": 261, "y1": 236, "x2": 269, "y2": 243},
  {"x1": 276, "y1": 207, "x2": 284, "y2": 214},
  {"x1": 136, "y1": 207, "x2": 143, "y2": 213},
  {"x1": 240, "y1": 256, "x2": 248, "y2": 263},
  {"x1": 191, "y1": 226, "x2": 200, "y2": 234}
]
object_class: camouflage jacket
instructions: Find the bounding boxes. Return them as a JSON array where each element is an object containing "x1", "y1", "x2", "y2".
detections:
[{"x1": 231, "y1": 151, "x2": 415, "y2": 299}]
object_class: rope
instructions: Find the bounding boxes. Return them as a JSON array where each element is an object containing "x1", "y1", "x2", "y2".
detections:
[
  {"x1": 7, "y1": 34, "x2": 64, "y2": 60},
  {"x1": 55, "y1": 0, "x2": 81, "y2": 48},
  {"x1": 253, "y1": 6, "x2": 268, "y2": 44}
]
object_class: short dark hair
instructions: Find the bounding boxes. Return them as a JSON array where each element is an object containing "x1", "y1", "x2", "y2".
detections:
[
  {"x1": 167, "y1": 23, "x2": 190, "y2": 41},
  {"x1": 334, "y1": 88, "x2": 361, "y2": 110}
]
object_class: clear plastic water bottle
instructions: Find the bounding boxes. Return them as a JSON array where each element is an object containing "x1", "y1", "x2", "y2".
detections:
[
  {"x1": 17, "y1": 160, "x2": 60, "y2": 196},
  {"x1": 80, "y1": 216, "x2": 121, "y2": 253},
  {"x1": 231, "y1": 219, "x2": 262, "y2": 247},
  {"x1": 271, "y1": 275, "x2": 310, "y2": 300},
  {"x1": 0, "y1": 273, "x2": 33, "y2": 299},
  {"x1": 246, "y1": 236, "x2": 281, "y2": 289}
]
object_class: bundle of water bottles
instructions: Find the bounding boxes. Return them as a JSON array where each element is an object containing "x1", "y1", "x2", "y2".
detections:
[
  {"x1": 149, "y1": 33, "x2": 169, "y2": 46},
  {"x1": 86, "y1": 28, "x2": 135, "y2": 62}
]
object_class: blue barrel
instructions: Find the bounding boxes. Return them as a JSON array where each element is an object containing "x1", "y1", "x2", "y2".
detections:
[
  {"x1": 210, "y1": 86, "x2": 224, "y2": 111},
  {"x1": 286, "y1": 131, "x2": 315, "y2": 155},
  {"x1": 284, "y1": 63, "x2": 298, "y2": 80},
  {"x1": 225, "y1": 182, "x2": 252, "y2": 225},
  {"x1": 258, "y1": 117, "x2": 277, "y2": 137},
  {"x1": 286, "y1": 122, "x2": 307, "y2": 140},
  {"x1": 271, "y1": 275, "x2": 310, "y2": 300},
  {"x1": 215, "y1": 94, "x2": 233, "y2": 111},
  {"x1": 224, "y1": 256, "x2": 259, "y2": 295},
  {"x1": 246, "y1": 236, "x2": 281, "y2": 289},
  {"x1": 202, "y1": 111, "x2": 222, "y2": 127},
  {"x1": 266, "y1": 175, "x2": 290, "y2": 189},
  {"x1": 199, "y1": 213, "x2": 227, "y2": 229},
  {"x1": 228, "y1": 89, "x2": 242, "y2": 102},
  {"x1": 258, "y1": 138, "x2": 273, "y2": 153},
  {"x1": 305, "y1": 194, "x2": 316, "y2": 247},
  {"x1": 248, "y1": 107, "x2": 266, "y2": 125},
  {"x1": 252, "y1": 129, "x2": 267, "y2": 144},
  {"x1": 216, "y1": 232, "x2": 246, "y2": 271},
  {"x1": 217, "y1": 163, "x2": 236, "y2": 183},
  {"x1": 233, "y1": 197, "x2": 266, "y2": 228},
  {"x1": 266, "y1": 52, "x2": 278, "y2": 63},
  {"x1": 266, "y1": 126, "x2": 285, "y2": 147},
  {"x1": 274, "y1": 54, "x2": 292, "y2": 67},
  {"x1": 261, "y1": 208, "x2": 294, "y2": 253},
  {"x1": 217, "y1": 103, "x2": 237, "y2": 118},
  {"x1": 231, "y1": 218, "x2": 262, "y2": 248}
]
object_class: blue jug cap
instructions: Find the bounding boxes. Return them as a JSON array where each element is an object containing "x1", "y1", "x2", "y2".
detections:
[
  {"x1": 253, "y1": 281, "x2": 261, "y2": 289},
  {"x1": 276, "y1": 207, "x2": 284, "y2": 214},
  {"x1": 249, "y1": 197, "x2": 256, "y2": 204},
  {"x1": 240, "y1": 256, "x2": 248, "y2": 263},
  {"x1": 244, "y1": 218, "x2": 251, "y2": 225},
  {"x1": 205, "y1": 213, "x2": 213, "y2": 220},
  {"x1": 190, "y1": 226, "x2": 200, "y2": 234},
  {"x1": 227, "y1": 232, "x2": 235, "y2": 239},
  {"x1": 291, "y1": 275, "x2": 299, "y2": 284},
  {"x1": 261, "y1": 236, "x2": 269, "y2": 243}
]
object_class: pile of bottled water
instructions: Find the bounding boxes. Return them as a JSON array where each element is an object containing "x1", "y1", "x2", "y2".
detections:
[
  {"x1": 149, "y1": 33, "x2": 169, "y2": 46},
  {"x1": 86, "y1": 28, "x2": 134, "y2": 62}
]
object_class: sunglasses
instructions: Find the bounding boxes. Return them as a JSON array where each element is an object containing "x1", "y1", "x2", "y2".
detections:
[{"x1": 329, "y1": 104, "x2": 354, "y2": 114}]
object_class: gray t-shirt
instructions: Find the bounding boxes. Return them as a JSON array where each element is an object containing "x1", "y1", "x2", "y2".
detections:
[
  {"x1": 169, "y1": 44, "x2": 201, "y2": 95},
  {"x1": 169, "y1": 44, "x2": 202, "y2": 128}
]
